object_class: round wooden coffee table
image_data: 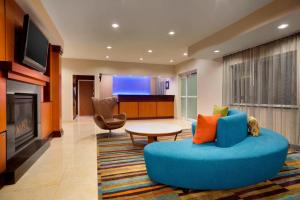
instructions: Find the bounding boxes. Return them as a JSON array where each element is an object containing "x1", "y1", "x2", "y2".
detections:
[{"x1": 125, "y1": 123, "x2": 182, "y2": 146}]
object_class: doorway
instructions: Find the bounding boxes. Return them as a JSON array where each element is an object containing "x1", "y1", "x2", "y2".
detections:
[
  {"x1": 180, "y1": 71, "x2": 197, "y2": 120},
  {"x1": 73, "y1": 75, "x2": 95, "y2": 118}
]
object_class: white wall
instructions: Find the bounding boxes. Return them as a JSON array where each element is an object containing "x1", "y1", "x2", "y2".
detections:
[
  {"x1": 62, "y1": 58, "x2": 176, "y2": 121},
  {"x1": 175, "y1": 58, "x2": 223, "y2": 117}
]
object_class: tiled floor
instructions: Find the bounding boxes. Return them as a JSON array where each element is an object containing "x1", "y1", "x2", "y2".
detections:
[{"x1": 0, "y1": 117, "x2": 191, "y2": 200}]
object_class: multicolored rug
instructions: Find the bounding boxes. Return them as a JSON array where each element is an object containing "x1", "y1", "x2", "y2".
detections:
[{"x1": 97, "y1": 132, "x2": 300, "y2": 200}]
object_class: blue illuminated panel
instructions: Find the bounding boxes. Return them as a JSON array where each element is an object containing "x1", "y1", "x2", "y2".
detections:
[{"x1": 112, "y1": 75, "x2": 151, "y2": 95}]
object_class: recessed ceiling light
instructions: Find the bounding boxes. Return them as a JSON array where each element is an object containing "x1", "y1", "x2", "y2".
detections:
[
  {"x1": 105, "y1": 55, "x2": 109, "y2": 59},
  {"x1": 183, "y1": 52, "x2": 188, "y2": 56},
  {"x1": 168, "y1": 31, "x2": 175, "y2": 35},
  {"x1": 170, "y1": 59, "x2": 174, "y2": 63},
  {"x1": 112, "y1": 23, "x2": 119, "y2": 28},
  {"x1": 277, "y1": 24, "x2": 289, "y2": 29},
  {"x1": 213, "y1": 50, "x2": 220, "y2": 53},
  {"x1": 139, "y1": 58, "x2": 143, "y2": 61},
  {"x1": 107, "y1": 46, "x2": 112, "y2": 49},
  {"x1": 147, "y1": 49, "x2": 152, "y2": 53}
]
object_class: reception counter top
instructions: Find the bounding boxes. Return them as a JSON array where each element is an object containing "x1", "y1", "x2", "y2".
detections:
[
  {"x1": 117, "y1": 95, "x2": 174, "y2": 102},
  {"x1": 116, "y1": 95, "x2": 175, "y2": 119}
]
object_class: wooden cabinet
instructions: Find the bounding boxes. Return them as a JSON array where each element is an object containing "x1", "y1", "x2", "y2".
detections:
[
  {"x1": 119, "y1": 102, "x2": 139, "y2": 118},
  {"x1": 139, "y1": 102, "x2": 157, "y2": 118},
  {"x1": 157, "y1": 101, "x2": 174, "y2": 117},
  {"x1": 0, "y1": 131, "x2": 6, "y2": 173},
  {"x1": 118, "y1": 95, "x2": 174, "y2": 119}
]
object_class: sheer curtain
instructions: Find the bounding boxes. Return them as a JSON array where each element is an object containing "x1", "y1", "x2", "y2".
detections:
[{"x1": 223, "y1": 33, "x2": 300, "y2": 145}]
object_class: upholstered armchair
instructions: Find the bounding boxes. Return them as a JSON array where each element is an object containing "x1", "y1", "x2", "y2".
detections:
[{"x1": 91, "y1": 97, "x2": 126, "y2": 134}]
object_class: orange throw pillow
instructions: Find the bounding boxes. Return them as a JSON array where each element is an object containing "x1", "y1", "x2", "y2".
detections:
[{"x1": 193, "y1": 114, "x2": 221, "y2": 144}]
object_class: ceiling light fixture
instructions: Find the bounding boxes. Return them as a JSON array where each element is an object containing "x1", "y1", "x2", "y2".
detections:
[
  {"x1": 168, "y1": 31, "x2": 175, "y2": 35},
  {"x1": 170, "y1": 59, "x2": 174, "y2": 63},
  {"x1": 147, "y1": 49, "x2": 152, "y2": 53},
  {"x1": 112, "y1": 23, "x2": 119, "y2": 28},
  {"x1": 139, "y1": 58, "x2": 143, "y2": 61},
  {"x1": 107, "y1": 46, "x2": 112, "y2": 49},
  {"x1": 277, "y1": 24, "x2": 289, "y2": 29},
  {"x1": 213, "y1": 50, "x2": 220, "y2": 53},
  {"x1": 183, "y1": 52, "x2": 188, "y2": 56},
  {"x1": 105, "y1": 56, "x2": 109, "y2": 59}
]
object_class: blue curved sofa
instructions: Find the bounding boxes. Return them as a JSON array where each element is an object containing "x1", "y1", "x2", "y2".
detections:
[{"x1": 144, "y1": 109, "x2": 288, "y2": 190}]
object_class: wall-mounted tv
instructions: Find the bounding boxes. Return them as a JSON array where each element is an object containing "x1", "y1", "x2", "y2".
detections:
[
  {"x1": 112, "y1": 75, "x2": 151, "y2": 95},
  {"x1": 22, "y1": 14, "x2": 49, "y2": 73}
]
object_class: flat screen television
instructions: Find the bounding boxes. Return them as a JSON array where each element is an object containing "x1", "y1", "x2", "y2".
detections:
[{"x1": 22, "y1": 14, "x2": 49, "y2": 73}]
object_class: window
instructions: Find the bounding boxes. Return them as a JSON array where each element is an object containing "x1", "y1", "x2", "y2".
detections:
[
  {"x1": 180, "y1": 72, "x2": 197, "y2": 119},
  {"x1": 231, "y1": 51, "x2": 297, "y2": 106}
]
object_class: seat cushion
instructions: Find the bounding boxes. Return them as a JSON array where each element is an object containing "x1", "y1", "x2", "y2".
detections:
[
  {"x1": 216, "y1": 112, "x2": 248, "y2": 147},
  {"x1": 105, "y1": 118, "x2": 124, "y2": 126}
]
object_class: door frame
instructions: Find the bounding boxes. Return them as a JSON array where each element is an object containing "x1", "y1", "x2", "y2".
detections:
[{"x1": 78, "y1": 80, "x2": 95, "y2": 116}]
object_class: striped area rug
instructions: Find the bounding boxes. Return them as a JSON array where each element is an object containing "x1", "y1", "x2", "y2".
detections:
[{"x1": 97, "y1": 132, "x2": 300, "y2": 200}]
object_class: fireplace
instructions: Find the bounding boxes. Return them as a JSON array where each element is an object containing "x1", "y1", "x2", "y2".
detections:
[
  {"x1": 7, "y1": 94, "x2": 37, "y2": 159},
  {"x1": 6, "y1": 80, "x2": 41, "y2": 160}
]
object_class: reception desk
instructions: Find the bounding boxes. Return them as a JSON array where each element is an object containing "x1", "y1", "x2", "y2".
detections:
[{"x1": 116, "y1": 95, "x2": 175, "y2": 119}]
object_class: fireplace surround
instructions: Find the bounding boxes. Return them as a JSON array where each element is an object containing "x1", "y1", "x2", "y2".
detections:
[{"x1": 6, "y1": 80, "x2": 41, "y2": 159}]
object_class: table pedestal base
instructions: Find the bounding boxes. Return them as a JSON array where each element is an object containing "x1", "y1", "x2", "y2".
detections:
[{"x1": 129, "y1": 133, "x2": 178, "y2": 146}]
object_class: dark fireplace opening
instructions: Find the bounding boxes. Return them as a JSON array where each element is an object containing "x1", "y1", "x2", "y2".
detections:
[{"x1": 7, "y1": 93, "x2": 38, "y2": 159}]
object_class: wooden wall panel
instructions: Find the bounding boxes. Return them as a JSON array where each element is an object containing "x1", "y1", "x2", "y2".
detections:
[
  {"x1": 138, "y1": 102, "x2": 157, "y2": 118},
  {"x1": 0, "y1": 0, "x2": 5, "y2": 60},
  {"x1": 0, "y1": 131, "x2": 6, "y2": 173},
  {"x1": 5, "y1": 0, "x2": 24, "y2": 61},
  {"x1": 0, "y1": 71, "x2": 6, "y2": 132},
  {"x1": 157, "y1": 101, "x2": 174, "y2": 117},
  {"x1": 41, "y1": 102, "x2": 53, "y2": 139},
  {"x1": 49, "y1": 46, "x2": 62, "y2": 133},
  {"x1": 119, "y1": 102, "x2": 138, "y2": 118}
]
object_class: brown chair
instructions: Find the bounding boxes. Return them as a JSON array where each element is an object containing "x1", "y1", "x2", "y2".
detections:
[{"x1": 91, "y1": 97, "x2": 126, "y2": 134}]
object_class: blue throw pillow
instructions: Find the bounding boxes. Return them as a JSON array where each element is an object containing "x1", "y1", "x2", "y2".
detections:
[{"x1": 216, "y1": 112, "x2": 248, "y2": 147}]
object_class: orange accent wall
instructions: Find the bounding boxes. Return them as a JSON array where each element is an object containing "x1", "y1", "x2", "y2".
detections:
[
  {"x1": 0, "y1": 72, "x2": 6, "y2": 132},
  {"x1": 0, "y1": 0, "x2": 5, "y2": 60},
  {"x1": 41, "y1": 102, "x2": 53, "y2": 139},
  {"x1": 5, "y1": 0, "x2": 24, "y2": 61}
]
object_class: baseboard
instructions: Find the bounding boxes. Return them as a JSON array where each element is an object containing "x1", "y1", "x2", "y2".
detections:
[
  {"x1": 0, "y1": 172, "x2": 4, "y2": 189},
  {"x1": 50, "y1": 129, "x2": 64, "y2": 138}
]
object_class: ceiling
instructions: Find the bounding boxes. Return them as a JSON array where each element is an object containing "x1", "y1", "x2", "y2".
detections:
[
  {"x1": 194, "y1": 9, "x2": 300, "y2": 60},
  {"x1": 41, "y1": 0, "x2": 273, "y2": 65}
]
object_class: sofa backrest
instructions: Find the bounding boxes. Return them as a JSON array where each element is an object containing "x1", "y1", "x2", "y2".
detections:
[{"x1": 216, "y1": 109, "x2": 248, "y2": 147}]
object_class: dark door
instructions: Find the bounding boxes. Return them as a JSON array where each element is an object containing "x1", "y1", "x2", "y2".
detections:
[{"x1": 78, "y1": 81, "x2": 94, "y2": 116}]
